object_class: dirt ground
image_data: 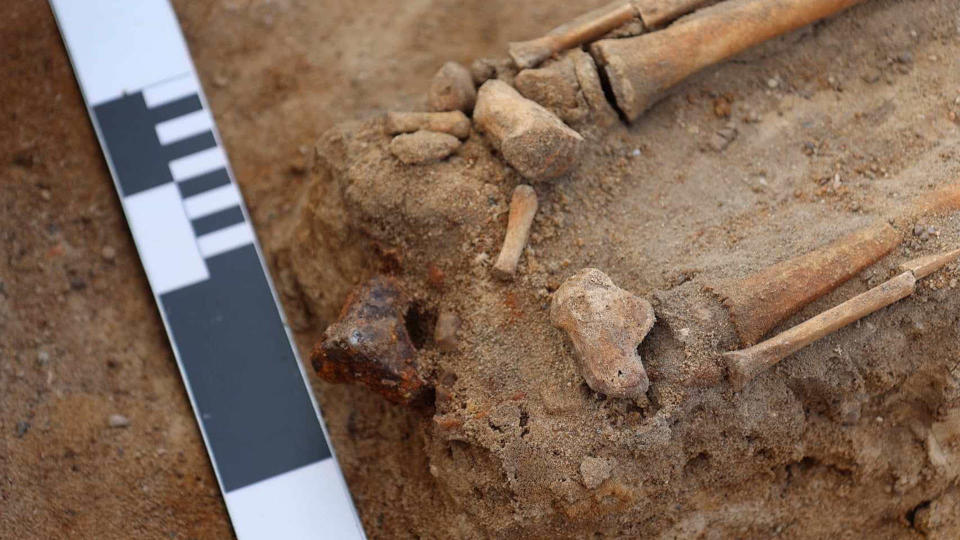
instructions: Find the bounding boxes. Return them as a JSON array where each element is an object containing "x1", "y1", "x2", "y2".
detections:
[{"x1": 6, "y1": 0, "x2": 960, "y2": 538}]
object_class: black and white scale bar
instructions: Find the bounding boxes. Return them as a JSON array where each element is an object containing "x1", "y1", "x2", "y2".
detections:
[{"x1": 48, "y1": 1, "x2": 365, "y2": 538}]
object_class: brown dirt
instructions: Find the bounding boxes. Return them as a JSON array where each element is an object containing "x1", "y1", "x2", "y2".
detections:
[{"x1": 6, "y1": 0, "x2": 960, "y2": 538}]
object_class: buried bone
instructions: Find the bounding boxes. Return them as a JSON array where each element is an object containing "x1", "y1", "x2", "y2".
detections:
[
  {"x1": 591, "y1": 0, "x2": 867, "y2": 121},
  {"x1": 311, "y1": 276, "x2": 433, "y2": 406},
  {"x1": 724, "y1": 247, "x2": 960, "y2": 392},
  {"x1": 473, "y1": 80, "x2": 584, "y2": 181},
  {"x1": 515, "y1": 50, "x2": 617, "y2": 127},
  {"x1": 507, "y1": 0, "x2": 712, "y2": 70},
  {"x1": 508, "y1": 1, "x2": 639, "y2": 70},
  {"x1": 389, "y1": 130, "x2": 461, "y2": 165},
  {"x1": 551, "y1": 268, "x2": 656, "y2": 399},
  {"x1": 428, "y1": 61, "x2": 477, "y2": 113},
  {"x1": 385, "y1": 111, "x2": 471, "y2": 139},
  {"x1": 493, "y1": 184, "x2": 539, "y2": 280},
  {"x1": 709, "y1": 222, "x2": 899, "y2": 346}
]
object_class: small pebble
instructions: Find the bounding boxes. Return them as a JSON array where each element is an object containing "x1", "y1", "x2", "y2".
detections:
[
  {"x1": 389, "y1": 130, "x2": 461, "y2": 165},
  {"x1": 897, "y1": 51, "x2": 913, "y2": 64},
  {"x1": 766, "y1": 78, "x2": 780, "y2": 89},
  {"x1": 580, "y1": 456, "x2": 615, "y2": 489},
  {"x1": 101, "y1": 246, "x2": 116, "y2": 261},
  {"x1": 108, "y1": 414, "x2": 131, "y2": 428},
  {"x1": 40, "y1": 189, "x2": 51, "y2": 201},
  {"x1": 861, "y1": 68, "x2": 881, "y2": 84},
  {"x1": 37, "y1": 350, "x2": 50, "y2": 365}
]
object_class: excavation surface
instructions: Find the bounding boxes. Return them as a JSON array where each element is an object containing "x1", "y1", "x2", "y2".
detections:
[{"x1": 5, "y1": 0, "x2": 960, "y2": 537}]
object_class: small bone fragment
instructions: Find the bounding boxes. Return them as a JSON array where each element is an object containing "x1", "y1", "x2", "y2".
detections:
[
  {"x1": 508, "y1": 1, "x2": 639, "y2": 70},
  {"x1": 389, "y1": 130, "x2": 461, "y2": 165},
  {"x1": 569, "y1": 49, "x2": 620, "y2": 127},
  {"x1": 724, "y1": 247, "x2": 960, "y2": 391},
  {"x1": 473, "y1": 80, "x2": 584, "y2": 181},
  {"x1": 493, "y1": 185, "x2": 538, "y2": 280},
  {"x1": 591, "y1": 0, "x2": 867, "y2": 121},
  {"x1": 470, "y1": 57, "x2": 519, "y2": 86},
  {"x1": 434, "y1": 309, "x2": 461, "y2": 352},
  {"x1": 385, "y1": 111, "x2": 471, "y2": 139},
  {"x1": 710, "y1": 222, "x2": 899, "y2": 346},
  {"x1": 311, "y1": 276, "x2": 432, "y2": 406},
  {"x1": 515, "y1": 50, "x2": 619, "y2": 127},
  {"x1": 550, "y1": 268, "x2": 656, "y2": 398},
  {"x1": 515, "y1": 54, "x2": 587, "y2": 124},
  {"x1": 428, "y1": 61, "x2": 477, "y2": 113}
]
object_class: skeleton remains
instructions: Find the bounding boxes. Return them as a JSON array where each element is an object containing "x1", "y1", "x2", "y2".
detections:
[
  {"x1": 550, "y1": 268, "x2": 656, "y2": 398},
  {"x1": 312, "y1": 0, "x2": 940, "y2": 404},
  {"x1": 725, "y1": 247, "x2": 960, "y2": 391}
]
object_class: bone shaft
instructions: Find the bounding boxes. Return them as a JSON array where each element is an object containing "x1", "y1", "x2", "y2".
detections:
[
  {"x1": 632, "y1": 0, "x2": 715, "y2": 28},
  {"x1": 726, "y1": 271, "x2": 915, "y2": 390},
  {"x1": 714, "y1": 222, "x2": 899, "y2": 346},
  {"x1": 493, "y1": 185, "x2": 538, "y2": 279},
  {"x1": 549, "y1": 1, "x2": 637, "y2": 44},
  {"x1": 593, "y1": 0, "x2": 868, "y2": 120},
  {"x1": 509, "y1": 1, "x2": 638, "y2": 69}
]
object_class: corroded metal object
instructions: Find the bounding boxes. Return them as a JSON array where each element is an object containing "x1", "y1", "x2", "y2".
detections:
[{"x1": 311, "y1": 276, "x2": 433, "y2": 407}]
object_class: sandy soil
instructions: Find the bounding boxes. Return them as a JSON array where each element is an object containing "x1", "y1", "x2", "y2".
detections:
[{"x1": 5, "y1": 0, "x2": 960, "y2": 538}]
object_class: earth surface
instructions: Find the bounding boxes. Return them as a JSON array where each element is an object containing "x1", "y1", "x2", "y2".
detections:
[{"x1": 6, "y1": 0, "x2": 960, "y2": 538}]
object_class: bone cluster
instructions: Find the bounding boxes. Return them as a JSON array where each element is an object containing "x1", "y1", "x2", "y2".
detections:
[{"x1": 317, "y1": 0, "x2": 883, "y2": 404}]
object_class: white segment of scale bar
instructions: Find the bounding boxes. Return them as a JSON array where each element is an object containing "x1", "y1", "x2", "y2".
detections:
[
  {"x1": 197, "y1": 222, "x2": 255, "y2": 258},
  {"x1": 183, "y1": 183, "x2": 241, "y2": 219},
  {"x1": 48, "y1": 0, "x2": 193, "y2": 106},
  {"x1": 169, "y1": 146, "x2": 226, "y2": 182},
  {"x1": 225, "y1": 460, "x2": 363, "y2": 540},
  {"x1": 156, "y1": 109, "x2": 213, "y2": 145},
  {"x1": 144, "y1": 74, "x2": 200, "y2": 108},
  {"x1": 122, "y1": 183, "x2": 209, "y2": 294}
]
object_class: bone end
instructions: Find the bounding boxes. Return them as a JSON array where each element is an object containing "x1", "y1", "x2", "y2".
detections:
[
  {"x1": 551, "y1": 268, "x2": 655, "y2": 399},
  {"x1": 900, "y1": 247, "x2": 960, "y2": 279},
  {"x1": 723, "y1": 349, "x2": 758, "y2": 393},
  {"x1": 493, "y1": 184, "x2": 539, "y2": 280},
  {"x1": 508, "y1": 38, "x2": 555, "y2": 70},
  {"x1": 474, "y1": 80, "x2": 585, "y2": 181}
]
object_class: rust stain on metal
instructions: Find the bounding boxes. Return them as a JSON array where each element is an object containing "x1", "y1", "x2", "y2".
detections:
[{"x1": 311, "y1": 276, "x2": 433, "y2": 407}]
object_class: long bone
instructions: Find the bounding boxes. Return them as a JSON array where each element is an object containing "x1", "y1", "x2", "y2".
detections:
[
  {"x1": 508, "y1": 0, "x2": 712, "y2": 70},
  {"x1": 709, "y1": 222, "x2": 900, "y2": 346},
  {"x1": 724, "y1": 247, "x2": 960, "y2": 391},
  {"x1": 591, "y1": 0, "x2": 868, "y2": 121}
]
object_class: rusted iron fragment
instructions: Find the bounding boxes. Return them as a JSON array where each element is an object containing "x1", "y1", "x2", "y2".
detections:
[
  {"x1": 311, "y1": 276, "x2": 433, "y2": 407},
  {"x1": 710, "y1": 222, "x2": 900, "y2": 346}
]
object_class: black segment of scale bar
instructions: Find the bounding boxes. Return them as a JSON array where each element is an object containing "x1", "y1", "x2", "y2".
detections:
[
  {"x1": 159, "y1": 244, "x2": 331, "y2": 492},
  {"x1": 191, "y1": 206, "x2": 245, "y2": 236}
]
